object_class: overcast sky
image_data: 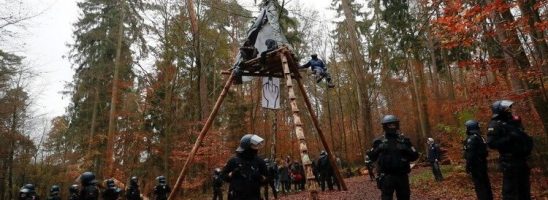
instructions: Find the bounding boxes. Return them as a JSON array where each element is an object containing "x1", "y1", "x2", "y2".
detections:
[{"x1": 18, "y1": 0, "x2": 335, "y2": 123}]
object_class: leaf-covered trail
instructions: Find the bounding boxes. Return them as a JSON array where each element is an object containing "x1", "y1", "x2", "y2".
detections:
[{"x1": 278, "y1": 176, "x2": 429, "y2": 200}]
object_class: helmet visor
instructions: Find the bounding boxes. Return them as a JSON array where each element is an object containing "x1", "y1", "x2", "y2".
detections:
[
  {"x1": 250, "y1": 135, "x2": 264, "y2": 150},
  {"x1": 500, "y1": 100, "x2": 514, "y2": 111}
]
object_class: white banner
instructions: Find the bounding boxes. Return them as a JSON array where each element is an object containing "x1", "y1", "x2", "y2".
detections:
[{"x1": 262, "y1": 77, "x2": 281, "y2": 109}]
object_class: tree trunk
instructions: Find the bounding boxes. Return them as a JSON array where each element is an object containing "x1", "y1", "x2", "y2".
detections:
[
  {"x1": 441, "y1": 49, "x2": 456, "y2": 100},
  {"x1": 105, "y1": 2, "x2": 125, "y2": 177},
  {"x1": 185, "y1": 0, "x2": 208, "y2": 120},
  {"x1": 340, "y1": 0, "x2": 373, "y2": 146},
  {"x1": 426, "y1": 30, "x2": 442, "y2": 119},
  {"x1": 88, "y1": 87, "x2": 99, "y2": 170}
]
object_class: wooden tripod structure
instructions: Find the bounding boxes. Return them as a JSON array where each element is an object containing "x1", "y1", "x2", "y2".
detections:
[{"x1": 168, "y1": 46, "x2": 347, "y2": 200}]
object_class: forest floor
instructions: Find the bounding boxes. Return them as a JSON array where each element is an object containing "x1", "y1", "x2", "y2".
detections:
[
  {"x1": 278, "y1": 165, "x2": 548, "y2": 200},
  {"x1": 185, "y1": 164, "x2": 547, "y2": 199}
]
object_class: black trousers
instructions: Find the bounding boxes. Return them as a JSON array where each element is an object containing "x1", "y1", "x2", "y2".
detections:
[
  {"x1": 430, "y1": 162, "x2": 443, "y2": 181},
  {"x1": 319, "y1": 172, "x2": 334, "y2": 191},
  {"x1": 212, "y1": 189, "x2": 223, "y2": 200},
  {"x1": 380, "y1": 174, "x2": 410, "y2": 200},
  {"x1": 263, "y1": 181, "x2": 277, "y2": 200},
  {"x1": 502, "y1": 163, "x2": 531, "y2": 200},
  {"x1": 470, "y1": 166, "x2": 493, "y2": 200}
]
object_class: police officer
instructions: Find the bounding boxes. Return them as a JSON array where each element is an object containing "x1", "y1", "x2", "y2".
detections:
[
  {"x1": 367, "y1": 115, "x2": 419, "y2": 200},
  {"x1": 263, "y1": 158, "x2": 278, "y2": 200},
  {"x1": 487, "y1": 100, "x2": 533, "y2": 200},
  {"x1": 79, "y1": 172, "x2": 99, "y2": 200},
  {"x1": 126, "y1": 176, "x2": 141, "y2": 200},
  {"x1": 427, "y1": 138, "x2": 443, "y2": 182},
  {"x1": 463, "y1": 120, "x2": 493, "y2": 200},
  {"x1": 317, "y1": 151, "x2": 334, "y2": 191},
  {"x1": 153, "y1": 175, "x2": 171, "y2": 200},
  {"x1": 102, "y1": 179, "x2": 122, "y2": 200},
  {"x1": 68, "y1": 184, "x2": 80, "y2": 200},
  {"x1": 47, "y1": 185, "x2": 61, "y2": 200},
  {"x1": 212, "y1": 169, "x2": 223, "y2": 200},
  {"x1": 300, "y1": 54, "x2": 335, "y2": 88},
  {"x1": 19, "y1": 184, "x2": 39, "y2": 200},
  {"x1": 221, "y1": 134, "x2": 267, "y2": 200}
]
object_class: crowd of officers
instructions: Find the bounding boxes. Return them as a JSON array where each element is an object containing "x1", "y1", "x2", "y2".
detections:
[
  {"x1": 18, "y1": 173, "x2": 171, "y2": 200},
  {"x1": 18, "y1": 99, "x2": 533, "y2": 200}
]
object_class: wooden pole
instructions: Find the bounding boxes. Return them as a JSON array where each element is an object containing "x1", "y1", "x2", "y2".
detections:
[
  {"x1": 295, "y1": 75, "x2": 348, "y2": 191},
  {"x1": 168, "y1": 73, "x2": 234, "y2": 200}
]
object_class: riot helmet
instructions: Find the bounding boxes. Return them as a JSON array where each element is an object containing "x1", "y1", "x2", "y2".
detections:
[
  {"x1": 465, "y1": 120, "x2": 480, "y2": 135},
  {"x1": 156, "y1": 175, "x2": 167, "y2": 185},
  {"x1": 491, "y1": 100, "x2": 514, "y2": 119},
  {"x1": 50, "y1": 185, "x2": 60, "y2": 194},
  {"x1": 427, "y1": 138, "x2": 434, "y2": 145},
  {"x1": 80, "y1": 171, "x2": 97, "y2": 186},
  {"x1": 235, "y1": 134, "x2": 264, "y2": 153},
  {"x1": 320, "y1": 150, "x2": 327, "y2": 156},
  {"x1": 130, "y1": 176, "x2": 139, "y2": 186},
  {"x1": 106, "y1": 179, "x2": 116, "y2": 188},
  {"x1": 69, "y1": 184, "x2": 79, "y2": 193},
  {"x1": 24, "y1": 184, "x2": 35, "y2": 191},
  {"x1": 381, "y1": 115, "x2": 400, "y2": 136}
]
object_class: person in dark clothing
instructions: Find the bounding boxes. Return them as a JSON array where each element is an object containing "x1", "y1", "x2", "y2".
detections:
[
  {"x1": 212, "y1": 168, "x2": 224, "y2": 200},
  {"x1": 463, "y1": 119, "x2": 493, "y2": 200},
  {"x1": 311, "y1": 159, "x2": 321, "y2": 186},
  {"x1": 367, "y1": 115, "x2": 419, "y2": 200},
  {"x1": 317, "y1": 151, "x2": 334, "y2": 191},
  {"x1": 19, "y1": 184, "x2": 39, "y2": 200},
  {"x1": 68, "y1": 184, "x2": 80, "y2": 200},
  {"x1": 486, "y1": 100, "x2": 533, "y2": 200},
  {"x1": 153, "y1": 175, "x2": 171, "y2": 200},
  {"x1": 278, "y1": 161, "x2": 291, "y2": 193},
  {"x1": 365, "y1": 155, "x2": 376, "y2": 181},
  {"x1": 126, "y1": 176, "x2": 141, "y2": 200},
  {"x1": 289, "y1": 161, "x2": 303, "y2": 191},
  {"x1": 300, "y1": 54, "x2": 335, "y2": 88},
  {"x1": 79, "y1": 172, "x2": 99, "y2": 200},
  {"x1": 47, "y1": 185, "x2": 61, "y2": 200},
  {"x1": 263, "y1": 158, "x2": 278, "y2": 200},
  {"x1": 222, "y1": 134, "x2": 268, "y2": 200},
  {"x1": 102, "y1": 179, "x2": 122, "y2": 200},
  {"x1": 427, "y1": 138, "x2": 443, "y2": 182}
]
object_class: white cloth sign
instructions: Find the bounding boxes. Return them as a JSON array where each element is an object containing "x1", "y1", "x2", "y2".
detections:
[{"x1": 262, "y1": 77, "x2": 281, "y2": 109}]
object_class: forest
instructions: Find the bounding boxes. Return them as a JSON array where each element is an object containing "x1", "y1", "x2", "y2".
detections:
[{"x1": 0, "y1": 0, "x2": 547, "y2": 199}]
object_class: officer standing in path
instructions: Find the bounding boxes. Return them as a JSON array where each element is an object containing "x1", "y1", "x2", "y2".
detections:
[
  {"x1": 463, "y1": 120, "x2": 493, "y2": 200},
  {"x1": 79, "y1": 172, "x2": 99, "y2": 200},
  {"x1": 153, "y1": 175, "x2": 171, "y2": 200},
  {"x1": 102, "y1": 179, "x2": 122, "y2": 200},
  {"x1": 427, "y1": 138, "x2": 443, "y2": 182},
  {"x1": 212, "y1": 168, "x2": 223, "y2": 200},
  {"x1": 47, "y1": 185, "x2": 61, "y2": 200},
  {"x1": 487, "y1": 100, "x2": 533, "y2": 200},
  {"x1": 222, "y1": 134, "x2": 267, "y2": 200},
  {"x1": 126, "y1": 176, "x2": 142, "y2": 200},
  {"x1": 263, "y1": 158, "x2": 278, "y2": 200},
  {"x1": 317, "y1": 151, "x2": 334, "y2": 191},
  {"x1": 367, "y1": 115, "x2": 419, "y2": 200},
  {"x1": 68, "y1": 184, "x2": 80, "y2": 200}
]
